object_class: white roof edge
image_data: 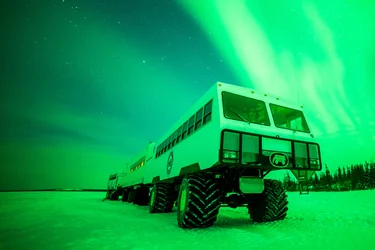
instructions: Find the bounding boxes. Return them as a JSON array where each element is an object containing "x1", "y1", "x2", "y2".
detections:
[{"x1": 217, "y1": 81, "x2": 303, "y2": 109}]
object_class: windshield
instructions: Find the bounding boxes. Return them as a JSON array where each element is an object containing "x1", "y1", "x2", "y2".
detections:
[
  {"x1": 269, "y1": 104, "x2": 310, "y2": 133},
  {"x1": 222, "y1": 92, "x2": 270, "y2": 125}
]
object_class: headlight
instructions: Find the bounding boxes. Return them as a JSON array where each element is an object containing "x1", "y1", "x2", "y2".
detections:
[
  {"x1": 223, "y1": 150, "x2": 238, "y2": 159},
  {"x1": 310, "y1": 159, "x2": 319, "y2": 168}
]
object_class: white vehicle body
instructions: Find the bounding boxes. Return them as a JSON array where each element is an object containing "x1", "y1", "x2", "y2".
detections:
[
  {"x1": 107, "y1": 172, "x2": 126, "y2": 190},
  {"x1": 119, "y1": 82, "x2": 322, "y2": 191},
  {"x1": 120, "y1": 143, "x2": 155, "y2": 188}
]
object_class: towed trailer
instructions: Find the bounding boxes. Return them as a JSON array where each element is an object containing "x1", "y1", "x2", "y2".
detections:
[
  {"x1": 104, "y1": 172, "x2": 126, "y2": 201},
  {"x1": 105, "y1": 82, "x2": 322, "y2": 228}
]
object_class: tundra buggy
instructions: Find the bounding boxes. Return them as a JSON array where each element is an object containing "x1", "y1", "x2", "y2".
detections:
[{"x1": 105, "y1": 82, "x2": 322, "y2": 228}]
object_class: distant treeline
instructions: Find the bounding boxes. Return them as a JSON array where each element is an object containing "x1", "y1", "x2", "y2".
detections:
[
  {"x1": 283, "y1": 162, "x2": 375, "y2": 192},
  {"x1": 0, "y1": 189, "x2": 107, "y2": 192}
]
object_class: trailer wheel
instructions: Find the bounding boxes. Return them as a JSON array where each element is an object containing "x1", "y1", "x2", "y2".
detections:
[
  {"x1": 149, "y1": 183, "x2": 176, "y2": 213},
  {"x1": 249, "y1": 179, "x2": 288, "y2": 222},
  {"x1": 134, "y1": 186, "x2": 150, "y2": 206},
  {"x1": 109, "y1": 191, "x2": 119, "y2": 201},
  {"x1": 127, "y1": 189, "x2": 136, "y2": 203},
  {"x1": 121, "y1": 189, "x2": 129, "y2": 202},
  {"x1": 177, "y1": 175, "x2": 221, "y2": 228}
]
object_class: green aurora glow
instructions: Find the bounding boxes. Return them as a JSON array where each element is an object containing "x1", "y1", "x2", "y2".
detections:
[
  {"x1": 179, "y1": 0, "x2": 375, "y2": 166},
  {"x1": 0, "y1": 0, "x2": 374, "y2": 190}
]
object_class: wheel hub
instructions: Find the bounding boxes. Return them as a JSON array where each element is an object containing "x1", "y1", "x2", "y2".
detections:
[
  {"x1": 179, "y1": 187, "x2": 187, "y2": 212},
  {"x1": 150, "y1": 188, "x2": 156, "y2": 206}
]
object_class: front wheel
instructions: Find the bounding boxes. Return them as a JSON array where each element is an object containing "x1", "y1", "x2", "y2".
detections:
[
  {"x1": 149, "y1": 183, "x2": 176, "y2": 213},
  {"x1": 248, "y1": 179, "x2": 288, "y2": 222},
  {"x1": 177, "y1": 175, "x2": 221, "y2": 228}
]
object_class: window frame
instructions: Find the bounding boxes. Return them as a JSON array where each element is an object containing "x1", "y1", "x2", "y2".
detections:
[
  {"x1": 162, "y1": 140, "x2": 167, "y2": 153},
  {"x1": 176, "y1": 125, "x2": 182, "y2": 143},
  {"x1": 172, "y1": 130, "x2": 177, "y2": 147},
  {"x1": 269, "y1": 103, "x2": 311, "y2": 133},
  {"x1": 221, "y1": 92, "x2": 270, "y2": 126},
  {"x1": 187, "y1": 115, "x2": 195, "y2": 136},
  {"x1": 167, "y1": 135, "x2": 172, "y2": 149},
  {"x1": 195, "y1": 108, "x2": 203, "y2": 131},
  {"x1": 203, "y1": 99, "x2": 213, "y2": 125},
  {"x1": 156, "y1": 145, "x2": 160, "y2": 158},
  {"x1": 182, "y1": 121, "x2": 189, "y2": 140}
]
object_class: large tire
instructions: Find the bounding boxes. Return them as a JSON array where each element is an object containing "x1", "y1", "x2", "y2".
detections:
[
  {"x1": 149, "y1": 183, "x2": 176, "y2": 213},
  {"x1": 249, "y1": 179, "x2": 288, "y2": 222},
  {"x1": 109, "y1": 190, "x2": 119, "y2": 201},
  {"x1": 121, "y1": 189, "x2": 129, "y2": 202},
  {"x1": 177, "y1": 175, "x2": 221, "y2": 228},
  {"x1": 134, "y1": 186, "x2": 150, "y2": 206},
  {"x1": 127, "y1": 189, "x2": 136, "y2": 203}
]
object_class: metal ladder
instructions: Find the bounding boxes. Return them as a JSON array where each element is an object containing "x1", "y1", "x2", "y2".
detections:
[
  {"x1": 296, "y1": 170, "x2": 310, "y2": 195},
  {"x1": 298, "y1": 178, "x2": 309, "y2": 195},
  {"x1": 290, "y1": 169, "x2": 315, "y2": 195}
]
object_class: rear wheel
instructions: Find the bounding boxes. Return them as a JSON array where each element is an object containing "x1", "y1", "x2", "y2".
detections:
[
  {"x1": 149, "y1": 183, "x2": 176, "y2": 213},
  {"x1": 121, "y1": 189, "x2": 129, "y2": 202},
  {"x1": 109, "y1": 190, "x2": 119, "y2": 201},
  {"x1": 177, "y1": 175, "x2": 221, "y2": 228},
  {"x1": 134, "y1": 186, "x2": 150, "y2": 206},
  {"x1": 248, "y1": 179, "x2": 288, "y2": 222},
  {"x1": 127, "y1": 189, "x2": 136, "y2": 203}
]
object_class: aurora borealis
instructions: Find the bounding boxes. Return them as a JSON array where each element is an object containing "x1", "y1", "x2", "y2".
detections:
[{"x1": 1, "y1": 0, "x2": 374, "y2": 190}]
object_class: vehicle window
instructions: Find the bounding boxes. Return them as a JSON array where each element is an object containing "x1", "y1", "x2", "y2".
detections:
[
  {"x1": 187, "y1": 115, "x2": 195, "y2": 135},
  {"x1": 195, "y1": 108, "x2": 203, "y2": 130},
  {"x1": 222, "y1": 91, "x2": 270, "y2": 126},
  {"x1": 269, "y1": 104, "x2": 310, "y2": 133},
  {"x1": 203, "y1": 100, "x2": 212, "y2": 124}
]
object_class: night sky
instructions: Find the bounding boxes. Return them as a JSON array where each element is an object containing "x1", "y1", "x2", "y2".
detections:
[{"x1": 1, "y1": 0, "x2": 374, "y2": 190}]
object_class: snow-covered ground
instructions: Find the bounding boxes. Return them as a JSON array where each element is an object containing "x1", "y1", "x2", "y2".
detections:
[{"x1": 0, "y1": 190, "x2": 374, "y2": 250}]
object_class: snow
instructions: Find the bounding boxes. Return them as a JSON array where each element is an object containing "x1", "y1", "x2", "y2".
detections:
[{"x1": 0, "y1": 190, "x2": 374, "y2": 250}]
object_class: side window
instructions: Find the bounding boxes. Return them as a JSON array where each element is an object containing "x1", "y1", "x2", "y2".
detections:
[
  {"x1": 182, "y1": 121, "x2": 188, "y2": 140},
  {"x1": 156, "y1": 146, "x2": 160, "y2": 158},
  {"x1": 187, "y1": 115, "x2": 195, "y2": 136},
  {"x1": 163, "y1": 140, "x2": 167, "y2": 153},
  {"x1": 195, "y1": 108, "x2": 203, "y2": 130},
  {"x1": 176, "y1": 125, "x2": 182, "y2": 143},
  {"x1": 172, "y1": 130, "x2": 177, "y2": 147},
  {"x1": 203, "y1": 99, "x2": 213, "y2": 125},
  {"x1": 167, "y1": 135, "x2": 172, "y2": 149}
]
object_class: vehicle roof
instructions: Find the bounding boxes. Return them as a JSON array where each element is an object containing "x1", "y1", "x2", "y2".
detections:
[{"x1": 217, "y1": 82, "x2": 304, "y2": 111}]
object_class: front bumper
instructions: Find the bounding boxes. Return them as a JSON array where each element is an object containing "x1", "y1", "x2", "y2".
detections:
[{"x1": 219, "y1": 129, "x2": 322, "y2": 170}]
